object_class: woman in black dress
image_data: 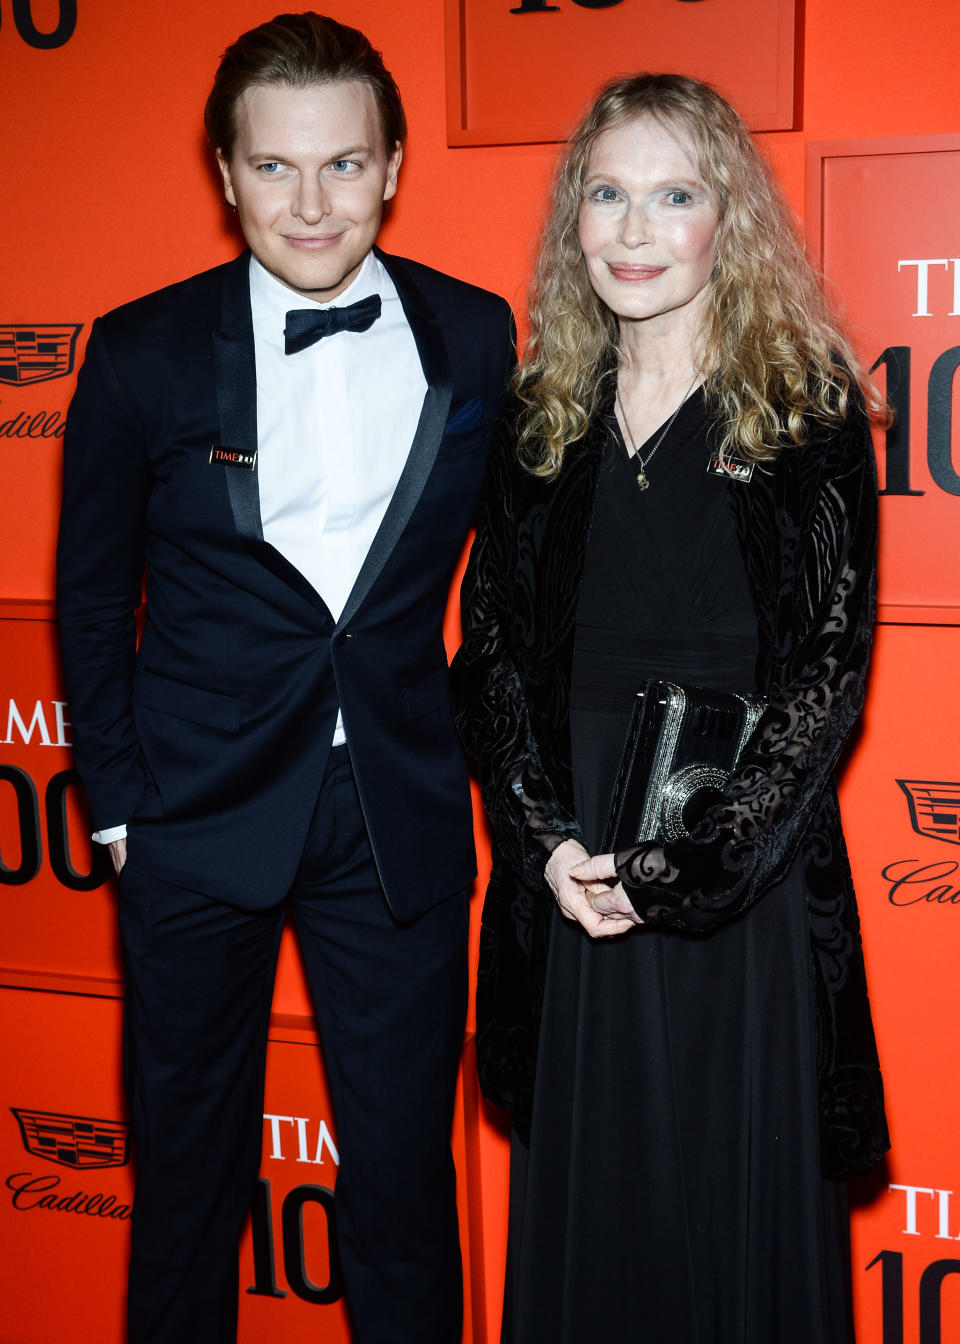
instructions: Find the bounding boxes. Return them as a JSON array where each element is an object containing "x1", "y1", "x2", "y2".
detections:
[{"x1": 451, "y1": 75, "x2": 889, "y2": 1343}]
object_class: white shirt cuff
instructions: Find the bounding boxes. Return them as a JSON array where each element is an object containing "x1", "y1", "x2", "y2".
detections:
[{"x1": 93, "y1": 824, "x2": 128, "y2": 844}]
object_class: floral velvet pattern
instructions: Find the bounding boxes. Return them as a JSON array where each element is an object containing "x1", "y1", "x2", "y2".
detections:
[{"x1": 451, "y1": 381, "x2": 889, "y2": 1177}]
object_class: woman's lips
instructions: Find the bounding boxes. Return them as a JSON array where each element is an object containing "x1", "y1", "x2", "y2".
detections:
[{"x1": 607, "y1": 264, "x2": 667, "y2": 281}]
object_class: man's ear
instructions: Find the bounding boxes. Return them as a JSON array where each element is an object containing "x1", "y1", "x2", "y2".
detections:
[
  {"x1": 383, "y1": 141, "x2": 402, "y2": 203},
  {"x1": 216, "y1": 151, "x2": 237, "y2": 208}
]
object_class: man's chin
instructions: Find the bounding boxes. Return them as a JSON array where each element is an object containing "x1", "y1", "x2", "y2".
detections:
[{"x1": 263, "y1": 256, "x2": 364, "y2": 304}]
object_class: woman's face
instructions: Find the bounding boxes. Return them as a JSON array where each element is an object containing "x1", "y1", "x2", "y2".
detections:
[{"x1": 577, "y1": 114, "x2": 719, "y2": 337}]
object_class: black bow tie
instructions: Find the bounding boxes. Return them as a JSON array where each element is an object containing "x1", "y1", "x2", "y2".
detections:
[{"x1": 284, "y1": 294, "x2": 382, "y2": 354}]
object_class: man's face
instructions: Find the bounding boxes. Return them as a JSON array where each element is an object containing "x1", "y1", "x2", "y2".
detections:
[{"x1": 218, "y1": 80, "x2": 401, "y2": 302}]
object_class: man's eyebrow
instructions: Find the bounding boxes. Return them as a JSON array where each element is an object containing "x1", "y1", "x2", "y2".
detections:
[{"x1": 246, "y1": 143, "x2": 376, "y2": 162}]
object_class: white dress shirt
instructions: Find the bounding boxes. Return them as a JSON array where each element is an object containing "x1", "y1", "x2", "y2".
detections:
[
  {"x1": 94, "y1": 250, "x2": 426, "y2": 843},
  {"x1": 251, "y1": 250, "x2": 425, "y2": 635}
]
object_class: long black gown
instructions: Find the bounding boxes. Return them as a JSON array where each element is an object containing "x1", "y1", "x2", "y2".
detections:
[{"x1": 502, "y1": 396, "x2": 853, "y2": 1344}]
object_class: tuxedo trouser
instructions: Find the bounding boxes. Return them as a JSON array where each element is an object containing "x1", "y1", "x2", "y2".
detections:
[{"x1": 118, "y1": 745, "x2": 468, "y2": 1344}]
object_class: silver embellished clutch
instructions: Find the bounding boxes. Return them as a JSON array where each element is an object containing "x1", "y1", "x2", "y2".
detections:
[{"x1": 603, "y1": 680, "x2": 765, "y2": 852}]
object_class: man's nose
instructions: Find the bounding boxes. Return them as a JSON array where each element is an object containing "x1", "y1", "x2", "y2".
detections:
[{"x1": 293, "y1": 176, "x2": 331, "y2": 224}]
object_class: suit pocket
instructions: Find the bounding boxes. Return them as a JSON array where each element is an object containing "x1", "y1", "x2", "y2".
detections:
[
  {"x1": 443, "y1": 394, "x2": 484, "y2": 437},
  {"x1": 401, "y1": 667, "x2": 452, "y2": 723},
  {"x1": 134, "y1": 667, "x2": 242, "y2": 731}
]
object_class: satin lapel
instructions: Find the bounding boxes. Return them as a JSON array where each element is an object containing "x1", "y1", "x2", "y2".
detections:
[
  {"x1": 335, "y1": 251, "x2": 454, "y2": 631},
  {"x1": 213, "y1": 254, "x2": 332, "y2": 618},
  {"x1": 213, "y1": 255, "x2": 261, "y2": 543}
]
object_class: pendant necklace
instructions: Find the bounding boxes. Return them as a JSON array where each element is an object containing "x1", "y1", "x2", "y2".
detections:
[{"x1": 616, "y1": 375, "x2": 698, "y2": 490}]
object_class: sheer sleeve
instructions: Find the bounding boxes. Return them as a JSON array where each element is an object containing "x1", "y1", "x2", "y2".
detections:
[
  {"x1": 451, "y1": 417, "x2": 583, "y2": 891},
  {"x1": 615, "y1": 403, "x2": 878, "y2": 931}
]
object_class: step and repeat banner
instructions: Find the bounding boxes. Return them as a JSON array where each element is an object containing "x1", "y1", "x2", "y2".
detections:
[
  {"x1": 2, "y1": 2, "x2": 959, "y2": 1342},
  {"x1": 806, "y1": 135, "x2": 960, "y2": 1342}
]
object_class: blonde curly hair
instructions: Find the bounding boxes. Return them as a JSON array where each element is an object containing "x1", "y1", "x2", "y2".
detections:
[{"x1": 516, "y1": 73, "x2": 882, "y2": 478}]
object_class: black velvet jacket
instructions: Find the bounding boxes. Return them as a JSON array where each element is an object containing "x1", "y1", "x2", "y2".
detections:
[{"x1": 451, "y1": 381, "x2": 890, "y2": 1179}]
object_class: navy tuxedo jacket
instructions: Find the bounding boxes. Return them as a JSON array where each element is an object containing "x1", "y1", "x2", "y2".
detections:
[{"x1": 57, "y1": 250, "x2": 514, "y2": 919}]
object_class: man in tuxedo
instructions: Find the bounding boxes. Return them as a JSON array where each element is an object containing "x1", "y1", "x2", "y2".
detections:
[{"x1": 56, "y1": 12, "x2": 513, "y2": 1342}]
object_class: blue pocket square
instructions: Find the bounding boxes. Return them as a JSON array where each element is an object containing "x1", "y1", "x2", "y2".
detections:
[{"x1": 443, "y1": 394, "x2": 484, "y2": 436}]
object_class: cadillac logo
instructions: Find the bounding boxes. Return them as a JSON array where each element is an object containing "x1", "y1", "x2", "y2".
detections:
[
  {"x1": 11, "y1": 1108, "x2": 130, "y2": 1170},
  {"x1": 0, "y1": 324, "x2": 82, "y2": 386},
  {"x1": 897, "y1": 780, "x2": 960, "y2": 847}
]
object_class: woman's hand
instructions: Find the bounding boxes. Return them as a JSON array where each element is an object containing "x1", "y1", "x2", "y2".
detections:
[
  {"x1": 569, "y1": 852, "x2": 643, "y2": 924},
  {"x1": 545, "y1": 839, "x2": 636, "y2": 938}
]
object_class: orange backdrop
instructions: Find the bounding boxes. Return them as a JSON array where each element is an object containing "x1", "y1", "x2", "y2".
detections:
[{"x1": 2, "y1": 1, "x2": 960, "y2": 1341}]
